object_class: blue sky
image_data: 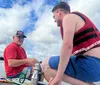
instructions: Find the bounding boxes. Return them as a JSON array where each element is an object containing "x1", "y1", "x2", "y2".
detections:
[
  {"x1": 0, "y1": 0, "x2": 63, "y2": 60},
  {"x1": 0, "y1": 0, "x2": 61, "y2": 33},
  {"x1": 0, "y1": 0, "x2": 65, "y2": 34},
  {"x1": 0, "y1": 0, "x2": 100, "y2": 61}
]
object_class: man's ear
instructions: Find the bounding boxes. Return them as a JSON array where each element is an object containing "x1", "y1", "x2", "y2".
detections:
[{"x1": 13, "y1": 36, "x2": 14, "y2": 39}]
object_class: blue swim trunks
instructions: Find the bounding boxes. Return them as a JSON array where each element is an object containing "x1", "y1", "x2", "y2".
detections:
[
  {"x1": 49, "y1": 55, "x2": 100, "y2": 82},
  {"x1": 7, "y1": 67, "x2": 32, "y2": 80}
]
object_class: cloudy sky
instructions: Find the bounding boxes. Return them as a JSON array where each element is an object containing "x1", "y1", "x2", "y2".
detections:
[{"x1": 0, "y1": 0, "x2": 100, "y2": 61}]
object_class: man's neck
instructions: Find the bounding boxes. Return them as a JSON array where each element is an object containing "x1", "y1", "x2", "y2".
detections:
[
  {"x1": 62, "y1": 12, "x2": 69, "y2": 19},
  {"x1": 13, "y1": 41, "x2": 21, "y2": 46}
]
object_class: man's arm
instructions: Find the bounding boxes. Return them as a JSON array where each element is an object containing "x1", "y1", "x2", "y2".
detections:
[
  {"x1": 5, "y1": 46, "x2": 38, "y2": 67},
  {"x1": 8, "y1": 58, "x2": 38, "y2": 67},
  {"x1": 8, "y1": 59, "x2": 28, "y2": 67},
  {"x1": 56, "y1": 14, "x2": 77, "y2": 79}
]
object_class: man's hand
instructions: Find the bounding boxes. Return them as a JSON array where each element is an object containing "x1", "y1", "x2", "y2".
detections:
[
  {"x1": 26, "y1": 58, "x2": 38, "y2": 66},
  {"x1": 48, "y1": 76, "x2": 62, "y2": 85}
]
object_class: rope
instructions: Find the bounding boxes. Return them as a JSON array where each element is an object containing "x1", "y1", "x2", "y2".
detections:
[{"x1": 19, "y1": 68, "x2": 29, "y2": 84}]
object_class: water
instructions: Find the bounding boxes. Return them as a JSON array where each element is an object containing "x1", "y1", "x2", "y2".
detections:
[{"x1": 0, "y1": 61, "x2": 6, "y2": 77}]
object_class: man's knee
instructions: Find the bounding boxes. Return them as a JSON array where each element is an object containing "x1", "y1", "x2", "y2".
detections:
[{"x1": 41, "y1": 57, "x2": 51, "y2": 72}]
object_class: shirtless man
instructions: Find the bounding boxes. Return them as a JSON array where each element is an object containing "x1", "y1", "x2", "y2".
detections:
[{"x1": 42, "y1": 2, "x2": 100, "y2": 85}]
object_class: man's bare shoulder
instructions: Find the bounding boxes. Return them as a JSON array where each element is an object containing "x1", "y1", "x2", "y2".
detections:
[
  {"x1": 62, "y1": 13, "x2": 77, "y2": 31},
  {"x1": 63, "y1": 13, "x2": 85, "y2": 33},
  {"x1": 62, "y1": 14, "x2": 77, "y2": 41},
  {"x1": 63, "y1": 13, "x2": 78, "y2": 22}
]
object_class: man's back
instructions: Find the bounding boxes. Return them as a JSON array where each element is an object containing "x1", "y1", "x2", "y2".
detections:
[
  {"x1": 4, "y1": 42, "x2": 27, "y2": 76},
  {"x1": 71, "y1": 12, "x2": 100, "y2": 57},
  {"x1": 60, "y1": 11, "x2": 100, "y2": 58}
]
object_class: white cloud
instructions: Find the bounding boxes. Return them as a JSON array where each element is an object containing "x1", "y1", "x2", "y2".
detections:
[
  {"x1": 0, "y1": 4, "x2": 32, "y2": 42},
  {"x1": 29, "y1": 9, "x2": 60, "y2": 43},
  {"x1": 69, "y1": 0, "x2": 100, "y2": 29},
  {"x1": 0, "y1": 0, "x2": 100, "y2": 61},
  {"x1": 27, "y1": 5, "x2": 62, "y2": 60},
  {"x1": 0, "y1": 2, "x2": 33, "y2": 56},
  {"x1": 27, "y1": 0, "x2": 100, "y2": 60}
]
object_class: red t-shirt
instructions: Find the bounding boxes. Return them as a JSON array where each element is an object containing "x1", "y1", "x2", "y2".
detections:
[{"x1": 4, "y1": 42, "x2": 27, "y2": 76}]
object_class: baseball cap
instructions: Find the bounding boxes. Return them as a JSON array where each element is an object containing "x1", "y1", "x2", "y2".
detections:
[{"x1": 16, "y1": 31, "x2": 27, "y2": 38}]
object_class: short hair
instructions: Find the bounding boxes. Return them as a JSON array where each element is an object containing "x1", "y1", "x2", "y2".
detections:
[{"x1": 52, "y1": 2, "x2": 70, "y2": 13}]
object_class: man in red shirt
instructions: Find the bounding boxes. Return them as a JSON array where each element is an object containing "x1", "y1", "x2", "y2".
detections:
[{"x1": 4, "y1": 31, "x2": 38, "y2": 79}]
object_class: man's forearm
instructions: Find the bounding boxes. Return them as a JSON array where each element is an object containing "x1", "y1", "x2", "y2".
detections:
[
  {"x1": 8, "y1": 59, "x2": 28, "y2": 67},
  {"x1": 57, "y1": 43, "x2": 72, "y2": 78}
]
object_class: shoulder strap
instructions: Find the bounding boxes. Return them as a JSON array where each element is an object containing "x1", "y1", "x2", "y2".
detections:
[{"x1": 72, "y1": 12, "x2": 86, "y2": 22}]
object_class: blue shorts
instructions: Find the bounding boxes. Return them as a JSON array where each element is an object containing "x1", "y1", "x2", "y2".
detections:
[
  {"x1": 7, "y1": 67, "x2": 32, "y2": 80},
  {"x1": 49, "y1": 55, "x2": 100, "y2": 82}
]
